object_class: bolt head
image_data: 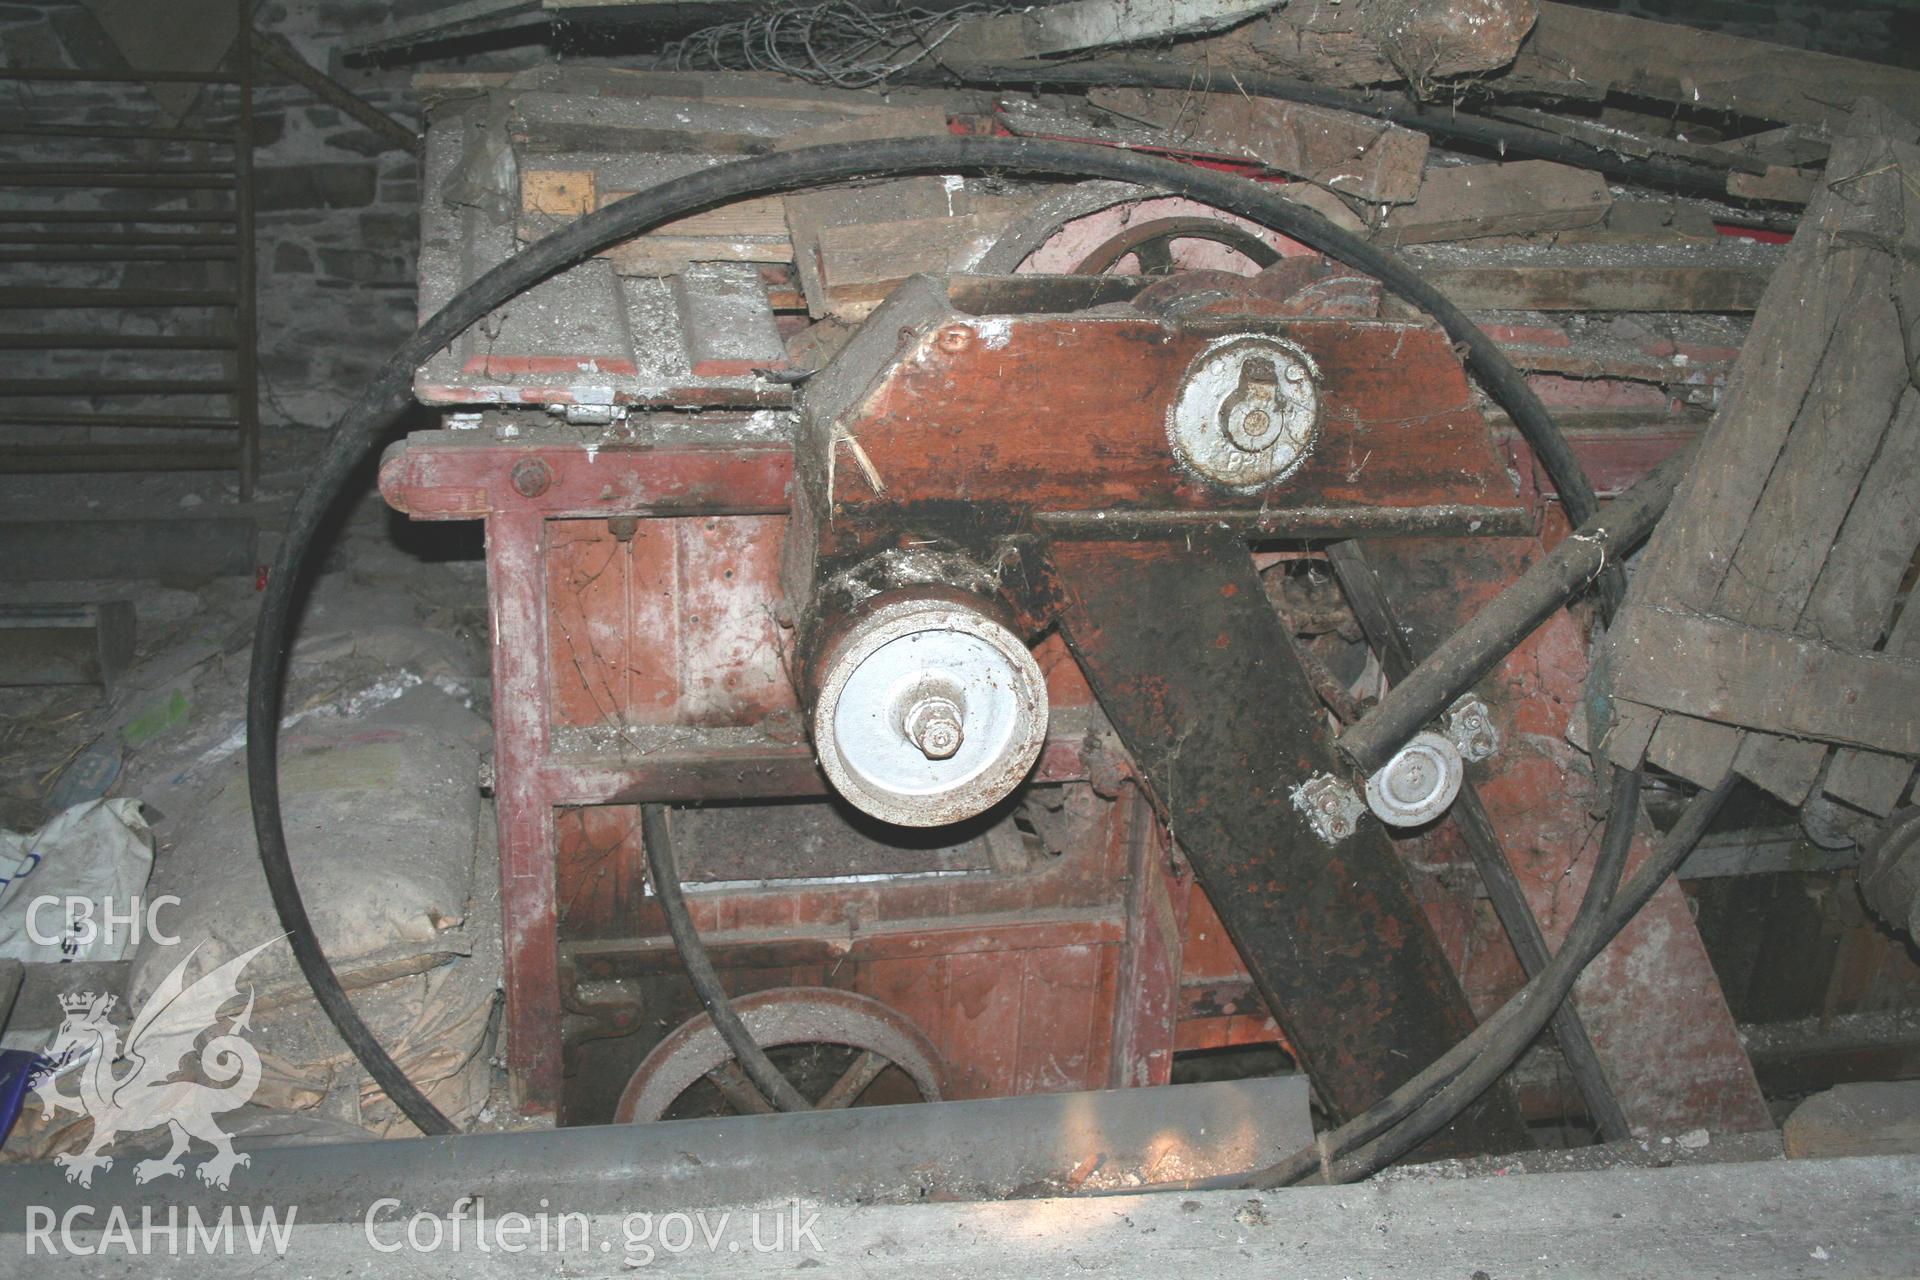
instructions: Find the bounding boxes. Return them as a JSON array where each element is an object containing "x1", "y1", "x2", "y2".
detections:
[{"x1": 510, "y1": 457, "x2": 552, "y2": 498}]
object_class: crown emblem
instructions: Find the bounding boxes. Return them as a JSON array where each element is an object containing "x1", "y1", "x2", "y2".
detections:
[{"x1": 59, "y1": 991, "x2": 114, "y2": 1015}]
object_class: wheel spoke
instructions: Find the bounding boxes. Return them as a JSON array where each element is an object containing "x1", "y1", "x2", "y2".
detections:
[
  {"x1": 814, "y1": 1049, "x2": 888, "y2": 1109},
  {"x1": 705, "y1": 1060, "x2": 775, "y2": 1115}
]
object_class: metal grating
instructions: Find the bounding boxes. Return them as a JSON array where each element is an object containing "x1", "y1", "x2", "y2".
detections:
[{"x1": 0, "y1": 2, "x2": 258, "y2": 496}]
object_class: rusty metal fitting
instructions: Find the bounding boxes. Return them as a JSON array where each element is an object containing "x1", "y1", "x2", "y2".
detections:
[
  {"x1": 1293, "y1": 772, "x2": 1367, "y2": 844},
  {"x1": 509, "y1": 457, "x2": 552, "y2": 498},
  {"x1": 935, "y1": 324, "x2": 974, "y2": 354},
  {"x1": 1168, "y1": 334, "x2": 1321, "y2": 492},
  {"x1": 1443, "y1": 694, "x2": 1500, "y2": 763}
]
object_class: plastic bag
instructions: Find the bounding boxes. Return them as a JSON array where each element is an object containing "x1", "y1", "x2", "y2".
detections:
[{"x1": 0, "y1": 799, "x2": 154, "y2": 963}]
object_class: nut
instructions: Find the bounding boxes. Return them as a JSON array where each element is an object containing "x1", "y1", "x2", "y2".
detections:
[{"x1": 903, "y1": 695, "x2": 965, "y2": 760}]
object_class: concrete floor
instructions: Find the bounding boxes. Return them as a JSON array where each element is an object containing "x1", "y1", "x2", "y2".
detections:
[{"x1": 2, "y1": 1153, "x2": 1913, "y2": 1278}]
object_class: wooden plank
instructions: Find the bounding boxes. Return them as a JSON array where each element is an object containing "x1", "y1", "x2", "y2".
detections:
[
  {"x1": 1602, "y1": 700, "x2": 1664, "y2": 771},
  {"x1": 811, "y1": 207, "x2": 1027, "y2": 319},
  {"x1": 522, "y1": 168, "x2": 595, "y2": 216},
  {"x1": 1375, "y1": 161, "x2": 1609, "y2": 245},
  {"x1": 1085, "y1": 87, "x2": 1428, "y2": 204},
  {"x1": 1715, "y1": 258, "x2": 1906, "y2": 630},
  {"x1": 1413, "y1": 263, "x2": 1769, "y2": 312},
  {"x1": 1194, "y1": 0, "x2": 1538, "y2": 85},
  {"x1": 1727, "y1": 165, "x2": 1819, "y2": 205},
  {"x1": 780, "y1": 109, "x2": 966, "y2": 318},
  {"x1": 1504, "y1": 2, "x2": 1920, "y2": 128},
  {"x1": 1645, "y1": 714, "x2": 1743, "y2": 789},
  {"x1": 1739, "y1": 383, "x2": 1920, "y2": 802},
  {"x1": 508, "y1": 90, "x2": 858, "y2": 155},
  {"x1": 1824, "y1": 583, "x2": 1920, "y2": 815},
  {"x1": 773, "y1": 104, "x2": 952, "y2": 152},
  {"x1": 1712, "y1": 131, "x2": 1918, "y2": 802},
  {"x1": 939, "y1": 0, "x2": 1275, "y2": 63},
  {"x1": 1785, "y1": 1082, "x2": 1920, "y2": 1159},
  {"x1": 1611, "y1": 607, "x2": 1920, "y2": 757}
]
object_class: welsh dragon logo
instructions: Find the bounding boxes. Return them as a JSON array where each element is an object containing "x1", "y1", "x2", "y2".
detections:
[{"x1": 33, "y1": 938, "x2": 278, "y2": 1190}]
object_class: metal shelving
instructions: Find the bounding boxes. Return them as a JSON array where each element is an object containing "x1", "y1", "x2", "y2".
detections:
[{"x1": 0, "y1": 2, "x2": 258, "y2": 496}]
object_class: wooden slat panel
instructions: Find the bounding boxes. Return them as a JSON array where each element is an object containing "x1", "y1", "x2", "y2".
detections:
[
  {"x1": 1612, "y1": 607, "x2": 1920, "y2": 756},
  {"x1": 1606, "y1": 107, "x2": 1919, "y2": 789},
  {"x1": 1740, "y1": 382, "x2": 1920, "y2": 800}
]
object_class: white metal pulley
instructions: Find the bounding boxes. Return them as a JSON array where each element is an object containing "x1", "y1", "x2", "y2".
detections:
[{"x1": 809, "y1": 594, "x2": 1048, "y2": 828}]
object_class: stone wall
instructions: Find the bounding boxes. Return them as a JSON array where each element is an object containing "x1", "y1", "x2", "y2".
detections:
[{"x1": 248, "y1": 1, "x2": 423, "y2": 432}]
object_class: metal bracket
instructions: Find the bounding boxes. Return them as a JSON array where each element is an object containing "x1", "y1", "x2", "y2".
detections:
[
  {"x1": 1443, "y1": 694, "x2": 1500, "y2": 762},
  {"x1": 1292, "y1": 772, "x2": 1368, "y2": 844}
]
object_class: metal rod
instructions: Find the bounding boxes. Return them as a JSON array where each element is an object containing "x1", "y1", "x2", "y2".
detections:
[
  {"x1": 0, "y1": 118, "x2": 236, "y2": 143},
  {"x1": 1335, "y1": 451, "x2": 1691, "y2": 775},
  {"x1": 0, "y1": 67, "x2": 240, "y2": 84},
  {"x1": 235, "y1": 1, "x2": 260, "y2": 500},
  {"x1": 1034, "y1": 504, "x2": 1536, "y2": 540},
  {"x1": 0, "y1": 210, "x2": 238, "y2": 224},
  {"x1": 0, "y1": 230, "x2": 238, "y2": 245},
  {"x1": 249, "y1": 28, "x2": 419, "y2": 156},
  {"x1": 0, "y1": 379, "x2": 237, "y2": 396},
  {"x1": 1, "y1": 173, "x2": 237, "y2": 189},
  {"x1": 0, "y1": 334, "x2": 237, "y2": 351},
  {"x1": 1327, "y1": 539, "x2": 1634, "y2": 1143},
  {"x1": 2, "y1": 163, "x2": 234, "y2": 176},
  {"x1": 0, "y1": 445, "x2": 242, "y2": 474},
  {"x1": 0, "y1": 246, "x2": 238, "y2": 262},
  {"x1": 0, "y1": 287, "x2": 236, "y2": 307},
  {"x1": 0, "y1": 413, "x2": 240, "y2": 430}
]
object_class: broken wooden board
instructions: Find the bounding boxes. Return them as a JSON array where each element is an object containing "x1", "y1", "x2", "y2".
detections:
[
  {"x1": 1727, "y1": 165, "x2": 1820, "y2": 206},
  {"x1": 1611, "y1": 607, "x2": 1920, "y2": 757},
  {"x1": 1604, "y1": 104, "x2": 1920, "y2": 804},
  {"x1": 1193, "y1": 0, "x2": 1539, "y2": 86},
  {"x1": 519, "y1": 159, "x2": 794, "y2": 268},
  {"x1": 1785, "y1": 1082, "x2": 1920, "y2": 1160},
  {"x1": 776, "y1": 108, "x2": 983, "y2": 318},
  {"x1": 1373, "y1": 161, "x2": 1609, "y2": 245},
  {"x1": 809, "y1": 206, "x2": 1029, "y2": 320},
  {"x1": 1504, "y1": 2, "x2": 1920, "y2": 129},
  {"x1": 1084, "y1": 86, "x2": 1428, "y2": 204},
  {"x1": 509, "y1": 88, "x2": 863, "y2": 156},
  {"x1": 1402, "y1": 239, "x2": 1778, "y2": 313},
  {"x1": 1824, "y1": 592, "x2": 1920, "y2": 817},
  {"x1": 939, "y1": 0, "x2": 1280, "y2": 64},
  {"x1": 1414, "y1": 264, "x2": 1769, "y2": 313}
]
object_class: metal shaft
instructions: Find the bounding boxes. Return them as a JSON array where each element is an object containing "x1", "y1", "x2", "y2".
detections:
[{"x1": 1335, "y1": 450, "x2": 1691, "y2": 776}]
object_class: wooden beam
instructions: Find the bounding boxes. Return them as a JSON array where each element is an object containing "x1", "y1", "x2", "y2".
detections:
[
  {"x1": 1611, "y1": 607, "x2": 1920, "y2": 758},
  {"x1": 1506, "y1": 2, "x2": 1920, "y2": 129},
  {"x1": 1085, "y1": 87, "x2": 1428, "y2": 204},
  {"x1": 250, "y1": 29, "x2": 418, "y2": 156},
  {"x1": 1413, "y1": 263, "x2": 1770, "y2": 312},
  {"x1": 1376, "y1": 160, "x2": 1610, "y2": 244}
]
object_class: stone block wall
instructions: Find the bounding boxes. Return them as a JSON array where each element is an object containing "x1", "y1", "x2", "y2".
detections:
[{"x1": 248, "y1": 1, "x2": 422, "y2": 432}]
